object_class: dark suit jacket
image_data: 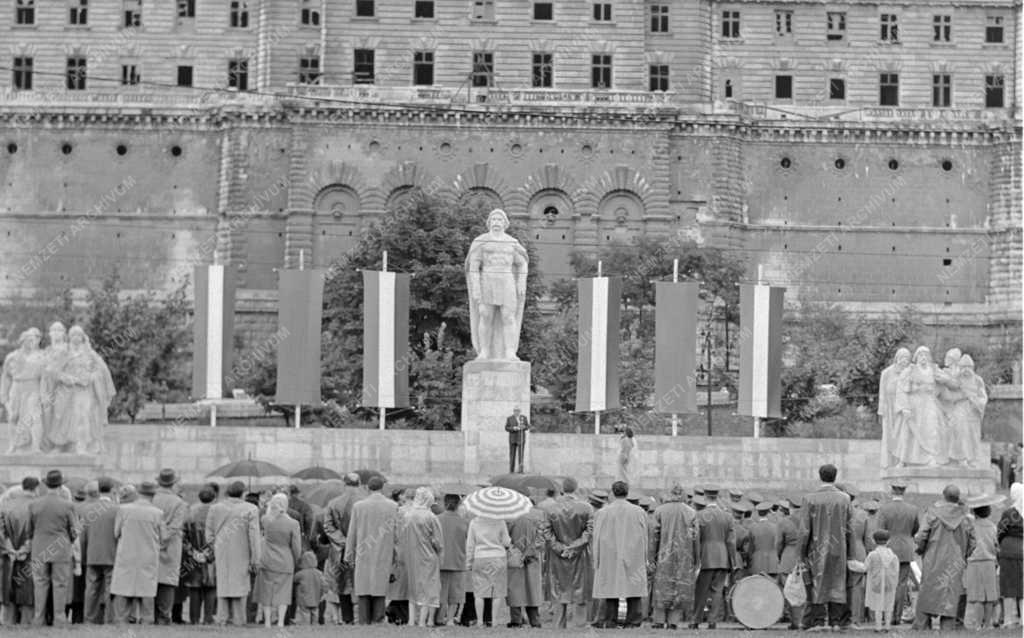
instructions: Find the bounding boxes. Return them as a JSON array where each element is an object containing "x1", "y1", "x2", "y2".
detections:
[
  {"x1": 28, "y1": 493, "x2": 78, "y2": 563},
  {"x1": 505, "y1": 415, "x2": 529, "y2": 445},
  {"x1": 81, "y1": 497, "x2": 118, "y2": 566},
  {"x1": 877, "y1": 498, "x2": 920, "y2": 563},
  {"x1": 695, "y1": 502, "x2": 735, "y2": 570}
]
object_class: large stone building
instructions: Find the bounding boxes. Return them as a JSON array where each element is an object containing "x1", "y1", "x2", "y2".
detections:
[{"x1": 0, "y1": 0, "x2": 1020, "y2": 346}]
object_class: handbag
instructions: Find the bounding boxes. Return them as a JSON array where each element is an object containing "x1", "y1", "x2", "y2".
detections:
[
  {"x1": 507, "y1": 546, "x2": 525, "y2": 569},
  {"x1": 784, "y1": 565, "x2": 807, "y2": 607}
]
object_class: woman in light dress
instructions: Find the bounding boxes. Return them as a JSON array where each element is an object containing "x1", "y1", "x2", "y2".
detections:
[
  {"x1": 892, "y1": 347, "x2": 955, "y2": 467},
  {"x1": 616, "y1": 428, "x2": 639, "y2": 485},
  {"x1": 1, "y1": 328, "x2": 45, "y2": 453}
]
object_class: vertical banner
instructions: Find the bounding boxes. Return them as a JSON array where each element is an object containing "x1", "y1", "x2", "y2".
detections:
[
  {"x1": 275, "y1": 269, "x2": 325, "y2": 405},
  {"x1": 654, "y1": 282, "x2": 699, "y2": 414},
  {"x1": 575, "y1": 276, "x2": 622, "y2": 412},
  {"x1": 738, "y1": 283, "x2": 785, "y2": 418},
  {"x1": 362, "y1": 270, "x2": 411, "y2": 408},
  {"x1": 192, "y1": 264, "x2": 236, "y2": 399}
]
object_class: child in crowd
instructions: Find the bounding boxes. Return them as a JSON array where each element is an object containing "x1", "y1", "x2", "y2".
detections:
[
  {"x1": 965, "y1": 496, "x2": 1003, "y2": 630},
  {"x1": 865, "y1": 529, "x2": 899, "y2": 633},
  {"x1": 292, "y1": 551, "x2": 324, "y2": 625}
]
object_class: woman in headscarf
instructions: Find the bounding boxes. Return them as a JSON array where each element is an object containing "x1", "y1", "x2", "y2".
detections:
[
  {"x1": 400, "y1": 487, "x2": 444, "y2": 627},
  {"x1": 997, "y1": 483, "x2": 1023, "y2": 628},
  {"x1": 892, "y1": 346, "x2": 952, "y2": 467},
  {"x1": 255, "y1": 493, "x2": 301, "y2": 627},
  {"x1": 1, "y1": 328, "x2": 45, "y2": 454},
  {"x1": 49, "y1": 325, "x2": 115, "y2": 455}
]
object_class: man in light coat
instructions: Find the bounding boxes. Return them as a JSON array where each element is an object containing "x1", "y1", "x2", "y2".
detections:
[
  {"x1": 591, "y1": 480, "x2": 648, "y2": 628},
  {"x1": 152, "y1": 468, "x2": 187, "y2": 625},
  {"x1": 27, "y1": 469, "x2": 77, "y2": 627},
  {"x1": 648, "y1": 484, "x2": 698, "y2": 630},
  {"x1": 110, "y1": 483, "x2": 164, "y2": 625},
  {"x1": 205, "y1": 480, "x2": 261, "y2": 626},
  {"x1": 81, "y1": 477, "x2": 118, "y2": 624},
  {"x1": 344, "y1": 476, "x2": 398, "y2": 625}
]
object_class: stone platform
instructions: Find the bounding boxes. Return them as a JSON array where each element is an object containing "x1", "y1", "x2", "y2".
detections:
[
  {"x1": 881, "y1": 465, "x2": 999, "y2": 496},
  {"x1": 0, "y1": 425, "x2": 999, "y2": 495}
]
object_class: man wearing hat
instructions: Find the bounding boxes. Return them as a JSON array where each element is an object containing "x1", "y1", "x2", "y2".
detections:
[
  {"x1": 724, "y1": 501, "x2": 751, "y2": 622},
  {"x1": 862, "y1": 500, "x2": 881, "y2": 553},
  {"x1": 689, "y1": 486, "x2": 735, "y2": 629},
  {"x1": 206, "y1": 480, "x2": 262, "y2": 626},
  {"x1": 27, "y1": 469, "x2": 78, "y2": 626},
  {"x1": 81, "y1": 478, "x2": 118, "y2": 624},
  {"x1": 648, "y1": 484, "x2": 697, "y2": 630},
  {"x1": 505, "y1": 407, "x2": 530, "y2": 474},
  {"x1": 323, "y1": 472, "x2": 363, "y2": 624},
  {"x1": 876, "y1": 479, "x2": 920, "y2": 625},
  {"x1": 436, "y1": 490, "x2": 469, "y2": 626},
  {"x1": 588, "y1": 489, "x2": 608, "y2": 510},
  {"x1": 728, "y1": 489, "x2": 743, "y2": 504},
  {"x1": 152, "y1": 469, "x2": 187, "y2": 625},
  {"x1": 110, "y1": 481, "x2": 163, "y2": 625},
  {"x1": 591, "y1": 481, "x2": 648, "y2": 628},
  {"x1": 747, "y1": 502, "x2": 780, "y2": 577}
]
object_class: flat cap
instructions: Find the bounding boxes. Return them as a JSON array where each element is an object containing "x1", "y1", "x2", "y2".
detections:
[
  {"x1": 703, "y1": 485, "x2": 720, "y2": 496},
  {"x1": 861, "y1": 500, "x2": 880, "y2": 512},
  {"x1": 730, "y1": 500, "x2": 751, "y2": 513},
  {"x1": 746, "y1": 491, "x2": 764, "y2": 504},
  {"x1": 890, "y1": 479, "x2": 908, "y2": 490},
  {"x1": 755, "y1": 501, "x2": 773, "y2": 514}
]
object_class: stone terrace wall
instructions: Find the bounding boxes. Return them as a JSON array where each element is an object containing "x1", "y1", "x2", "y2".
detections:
[{"x1": 0, "y1": 425, "x2": 993, "y2": 494}]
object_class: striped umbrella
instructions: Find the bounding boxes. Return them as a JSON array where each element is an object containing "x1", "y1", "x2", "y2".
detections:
[{"x1": 464, "y1": 486, "x2": 533, "y2": 520}]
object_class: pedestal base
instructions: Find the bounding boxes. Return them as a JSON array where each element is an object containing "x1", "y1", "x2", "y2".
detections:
[
  {"x1": 0, "y1": 453, "x2": 105, "y2": 484},
  {"x1": 461, "y1": 360, "x2": 531, "y2": 478},
  {"x1": 882, "y1": 465, "x2": 998, "y2": 496}
]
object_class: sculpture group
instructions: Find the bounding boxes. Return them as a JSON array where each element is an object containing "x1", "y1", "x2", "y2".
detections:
[
  {"x1": 1, "y1": 322, "x2": 115, "y2": 455},
  {"x1": 878, "y1": 346, "x2": 987, "y2": 469}
]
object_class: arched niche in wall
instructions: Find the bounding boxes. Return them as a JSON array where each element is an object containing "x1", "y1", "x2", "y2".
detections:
[
  {"x1": 458, "y1": 187, "x2": 504, "y2": 216},
  {"x1": 597, "y1": 190, "x2": 644, "y2": 244},
  {"x1": 527, "y1": 188, "x2": 575, "y2": 281},
  {"x1": 313, "y1": 184, "x2": 361, "y2": 267},
  {"x1": 386, "y1": 185, "x2": 420, "y2": 214}
]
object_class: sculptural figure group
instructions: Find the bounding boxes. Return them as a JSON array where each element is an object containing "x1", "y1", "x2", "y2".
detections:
[
  {"x1": 878, "y1": 346, "x2": 987, "y2": 469},
  {"x1": 1, "y1": 321, "x2": 115, "y2": 455}
]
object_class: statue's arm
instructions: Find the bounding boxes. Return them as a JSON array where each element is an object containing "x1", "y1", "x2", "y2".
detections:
[
  {"x1": 466, "y1": 242, "x2": 482, "y2": 301},
  {"x1": 514, "y1": 245, "x2": 528, "y2": 295}
]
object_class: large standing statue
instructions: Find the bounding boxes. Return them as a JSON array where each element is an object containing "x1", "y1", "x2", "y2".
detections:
[
  {"x1": 891, "y1": 346, "x2": 955, "y2": 467},
  {"x1": 878, "y1": 347, "x2": 911, "y2": 468},
  {"x1": 39, "y1": 320, "x2": 69, "y2": 451},
  {"x1": 465, "y1": 209, "x2": 529, "y2": 360},
  {"x1": 49, "y1": 325, "x2": 115, "y2": 454},
  {"x1": 1, "y1": 328, "x2": 45, "y2": 453},
  {"x1": 945, "y1": 354, "x2": 987, "y2": 466}
]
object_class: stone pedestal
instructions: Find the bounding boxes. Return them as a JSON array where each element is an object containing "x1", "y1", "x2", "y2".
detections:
[
  {"x1": 0, "y1": 453, "x2": 105, "y2": 484},
  {"x1": 881, "y1": 465, "x2": 999, "y2": 496},
  {"x1": 461, "y1": 360, "x2": 531, "y2": 477}
]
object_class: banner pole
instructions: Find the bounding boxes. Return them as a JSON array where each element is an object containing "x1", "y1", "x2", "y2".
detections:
[
  {"x1": 380, "y1": 250, "x2": 388, "y2": 431},
  {"x1": 672, "y1": 258, "x2": 679, "y2": 436},
  {"x1": 294, "y1": 249, "x2": 305, "y2": 430},
  {"x1": 210, "y1": 403, "x2": 217, "y2": 428},
  {"x1": 594, "y1": 410, "x2": 600, "y2": 435}
]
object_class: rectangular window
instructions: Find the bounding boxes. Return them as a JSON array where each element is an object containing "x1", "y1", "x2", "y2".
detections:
[
  {"x1": 591, "y1": 54, "x2": 612, "y2": 88},
  {"x1": 649, "y1": 64, "x2": 669, "y2": 91},
  {"x1": 533, "y1": 2, "x2": 552, "y2": 20},
  {"x1": 66, "y1": 57, "x2": 87, "y2": 90},
  {"x1": 932, "y1": 74, "x2": 951, "y2": 107},
  {"x1": 412, "y1": 51, "x2": 433, "y2": 85},
  {"x1": 593, "y1": 3, "x2": 612, "y2": 21},
  {"x1": 15, "y1": 0, "x2": 34, "y2": 25},
  {"x1": 230, "y1": 1, "x2": 249, "y2": 27},
  {"x1": 829, "y1": 77, "x2": 845, "y2": 100},
  {"x1": 650, "y1": 4, "x2": 668, "y2": 32},
  {"x1": 123, "y1": 0, "x2": 141, "y2": 26},
  {"x1": 177, "y1": 0, "x2": 195, "y2": 18},
  {"x1": 176, "y1": 65, "x2": 193, "y2": 87},
  {"x1": 721, "y1": 11, "x2": 740, "y2": 38},
  {"x1": 69, "y1": 0, "x2": 88, "y2": 26},
  {"x1": 879, "y1": 73, "x2": 899, "y2": 106},
  {"x1": 472, "y1": 51, "x2": 494, "y2": 88},
  {"x1": 301, "y1": 0, "x2": 320, "y2": 25},
  {"x1": 932, "y1": 15, "x2": 951, "y2": 42},
  {"x1": 299, "y1": 57, "x2": 321, "y2": 84},
  {"x1": 121, "y1": 64, "x2": 140, "y2": 86},
  {"x1": 724, "y1": 78, "x2": 734, "y2": 98},
  {"x1": 228, "y1": 59, "x2": 248, "y2": 90},
  {"x1": 774, "y1": 75, "x2": 792, "y2": 99},
  {"x1": 12, "y1": 56, "x2": 33, "y2": 90},
  {"x1": 414, "y1": 0, "x2": 434, "y2": 18},
  {"x1": 826, "y1": 12, "x2": 846, "y2": 41},
  {"x1": 472, "y1": 0, "x2": 494, "y2": 20},
  {"x1": 985, "y1": 75, "x2": 1004, "y2": 107},
  {"x1": 354, "y1": 49, "x2": 375, "y2": 84},
  {"x1": 355, "y1": 0, "x2": 374, "y2": 17},
  {"x1": 880, "y1": 14, "x2": 899, "y2": 42},
  {"x1": 775, "y1": 10, "x2": 792, "y2": 36},
  {"x1": 985, "y1": 16, "x2": 1004, "y2": 43},
  {"x1": 532, "y1": 53, "x2": 552, "y2": 87}
]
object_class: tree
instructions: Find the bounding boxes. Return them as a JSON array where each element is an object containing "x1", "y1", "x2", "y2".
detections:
[
  {"x1": 318, "y1": 194, "x2": 546, "y2": 425},
  {"x1": 85, "y1": 269, "x2": 191, "y2": 422}
]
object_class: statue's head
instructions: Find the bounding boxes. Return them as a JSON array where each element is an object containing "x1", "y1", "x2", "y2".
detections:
[
  {"x1": 958, "y1": 354, "x2": 975, "y2": 372},
  {"x1": 68, "y1": 325, "x2": 88, "y2": 348},
  {"x1": 894, "y1": 347, "x2": 911, "y2": 366},
  {"x1": 944, "y1": 348, "x2": 962, "y2": 367},
  {"x1": 486, "y1": 208, "x2": 510, "y2": 233},
  {"x1": 18, "y1": 327, "x2": 41, "y2": 350},
  {"x1": 48, "y1": 321, "x2": 67, "y2": 344},
  {"x1": 913, "y1": 346, "x2": 932, "y2": 366}
]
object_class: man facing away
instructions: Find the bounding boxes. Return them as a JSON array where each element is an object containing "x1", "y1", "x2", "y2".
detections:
[
  {"x1": 592, "y1": 480, "x2": 648, "y2": 628},
  {"x1": 152, "y1": 468, "x2": 187, "y2": 625},
  {"x1": 109, "y1": 482, "x2": 163, "y2": 625},
  {"x1": 547, "y1": 477, "x2": 594, "y2": 629},
  {"x1": 799, "y1": 463, "x2": 853, "y2": 631},
  {"x1": 876, "y1": 478, "x2": 920, "y2": 625},
  {"x1": 689, "y1": 485, "x2": 734, "y2": 629},
  {"x1": 505, "y1": 407, "x2": 530, "y2": 474},
  {"x1": 344, "y1": 476, "x2": 398, "y2": 625},
  {"x1": 205, "y1": 480, "x2": 261, "y2": 626},
  {"x1": 81, "y1": 477, "x2": 118, "y2": 624},
  {"x1": 913, "y1": 484, "x2": 975, "y2": 630},
  {"x1": 27, "y1": 469, "x2": 77, "y2": 627}
]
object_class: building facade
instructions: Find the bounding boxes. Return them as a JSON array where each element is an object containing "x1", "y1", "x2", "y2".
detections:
[{"x1": 0, "y1": 0, "x2": 1020, "y2": 345}]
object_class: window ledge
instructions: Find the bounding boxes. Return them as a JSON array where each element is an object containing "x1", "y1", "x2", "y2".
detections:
[
  {"x1": 878, "y1": 41, "x2": 902, "y2": 45},
  {"x1": 412, "y1": 17, "x2": 438, "y2": 23},
  {"x1": 719, "y1": 38, "x2": 744, "y2": 44},
  {"x1": 648, "y1": 31, "x2": 671, "y2": 36},
  {"x1": 65, "y1": 25, "x2": 91, "y2": 30},
  {"x1": 590, "y1": 21, "x2": 616, "y2": 26},
  {"x1": 930, "y1": 41, "x2": 955, "y2": 47},
  {"x1": 11, "y1": 24, "x2": 39, "y2": 30},
  {"x1": 352, "y1": 16, "x2": 380, "y2": 22},
  {"x1": 469, "y1": 19, "x2": 497, "y2": 25},
  {"x1": 531, "y1": 20, "x2": 556, "y2": 25},
  {"x1": 982, "y1": 42, "x2": 1008, "y2": 48},
  {"x1": 826, "y1": 38, "x2": 848, "y2": 45}
]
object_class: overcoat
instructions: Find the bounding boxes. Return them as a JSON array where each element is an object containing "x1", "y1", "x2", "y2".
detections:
[
  {"x1": 592, "y1": 498, "x2": 648, "y2": 599},
  {"x1": 400, "y1": 506, "x2": 444, "y2": 607},
  {"x1": 507, "y1": 507, "x2": 546, "y2": 607},
  {"x1": 648, "y1": 500, "x2": 697, "y2": 610},
  {"x1": 153, "y1": 487, "x2": 187, "y2": 586},
  {"x1": 914, "y1": 501, "x2": 975, "y2": 617},
  {"x1": 877, "y1": 498, "x2": 920, "y2": 563},
  {"x1": 181, "y1": 502, "x2": 215, "y2": 588},
  {"x1": 110, "y1": 500, "x2": 164, "y2": 598},
  {"x1": 344, "y1": 492, "x2": 398, "y2": 596},
  {"x1": 799, "y1": 484, "x2": 852, "y2": 604},
  {"x1": 205, "y1": 497, "x2": 261, "y2": 597}
]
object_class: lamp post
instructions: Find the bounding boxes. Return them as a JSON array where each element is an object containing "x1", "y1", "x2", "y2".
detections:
[{"x1": 701, "y1": 294, "x2": 727, "y2": 437}]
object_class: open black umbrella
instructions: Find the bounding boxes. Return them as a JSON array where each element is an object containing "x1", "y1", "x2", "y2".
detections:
[
  {"x1": 302, "y1": 480, "x2": 348, "y2": 508},
  {"x1": 207, "y1": 458, "x2": 290, "y2": 490},
  {"x1": 291, "y1": 466, "x2": 342, "y2": 481},
  {"x1": 489, "y1": 474, "x2": 562, "y2": 497}
]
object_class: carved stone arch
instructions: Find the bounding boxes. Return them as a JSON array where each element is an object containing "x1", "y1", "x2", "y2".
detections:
[
  {"x1": 379, "y1": 161, "x2": 434, "y2": 212},
  {"x1": 306, "y1": 161, "x2": 369, "y2": 212},
  {"x1": 528, "y1": 189, "x2": 574, "y2": 226},
  {"x1": 587, "y1": 165, "x2": 656, "y2": 220},
  {"x1": 517, "y1": 164, "x2": 580, "y2": 219},
  {"x1": 598, "y1": 190, "x2": 645, "y2": 228},
  {"x1": 450, "y1": 162, "x2": 513, "y2": 213},
  {"x1": 313, "y1": 185, "x2": 360, "y2": 220}
]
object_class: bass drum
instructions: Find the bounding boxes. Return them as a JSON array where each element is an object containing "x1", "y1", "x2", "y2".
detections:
[{"x1": 729, "y1": 574, "x2": 784, "y2": 629}]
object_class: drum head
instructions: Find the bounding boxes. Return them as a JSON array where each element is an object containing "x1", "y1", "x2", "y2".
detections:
[{"x1": 731, "y1": 574, "x2": 784, "y2": 629}]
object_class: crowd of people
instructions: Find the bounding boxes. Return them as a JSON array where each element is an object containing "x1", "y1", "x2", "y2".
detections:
[{"x1": 0, "y1": 464, "x2": 1021, "y2": 632}]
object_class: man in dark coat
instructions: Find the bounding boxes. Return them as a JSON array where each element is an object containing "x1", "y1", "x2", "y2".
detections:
[
  {"x1": 547, "y1": 478, "x2": 594, "y2": 628},
  {"x1": 776, "y1": 499, "x2": 806, "y2": 630},
  {"x1": 876, "y1": 479, "x2": 920, "y2": 625},
  {"x1": 152, "y1": 469, "x2": 187, "y2": 625},
  {"x1": 27, "y1": 470, "x2": 78, "y2": 627},
  {"x1": 324, "y1": 473, "x2": 363, "y2": 624},
  {"x1": 913, "y1": 484, "x2": 975, "y2": 630},
  {"x1": 841, "y1": 484, "x2": 869, "y2": 625},
  {"x1": 181, "y1": 487, "x2": 216, "y2": 625},
  {"x1": 81, "y1": 478, "x2": 118, "y2": 624},
  {"x1": 505, "y1": 407, "x2": 530, "y2": 474},
  {"x1": 799, "y1": 464, "x2": 853, "y2": 631},
  {"x1": 689, "y1": 486, "x2": 735, "y2": 629},
  {"x1": 287, "y1": 484, "x2": 315, "y2": 550},
  {"x1": 1, "y1": 476, "x2": 38, "y2": 625}
]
